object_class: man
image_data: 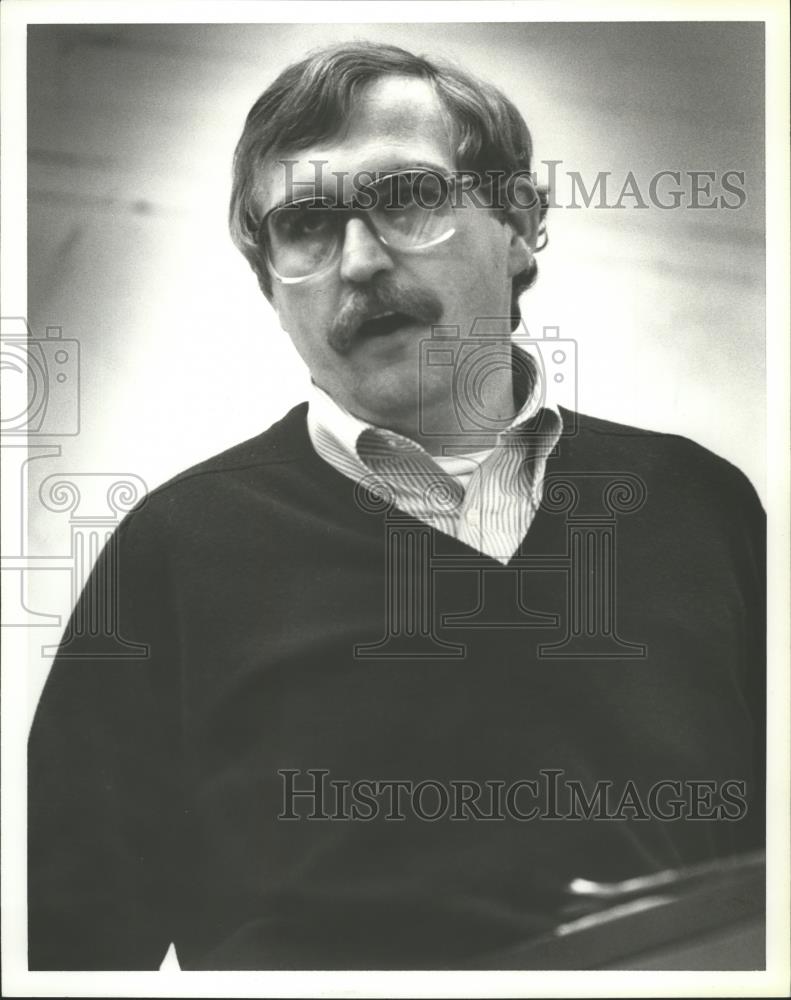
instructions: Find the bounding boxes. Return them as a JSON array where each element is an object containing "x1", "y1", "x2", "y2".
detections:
[{"x1": 29, "y1": 42, "x2": 765, "y2": 970}]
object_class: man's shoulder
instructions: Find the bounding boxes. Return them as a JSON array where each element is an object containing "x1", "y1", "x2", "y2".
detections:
[
  {"x1": 567, "y1": 406, "x2": 737, "y2": 465},
  {"x1": 567, "y1": 407, "x2": 703, "y2": 446},
  {"x1": 563, "y1": 407, "x2": 763, "y2": 515},
  {"x1": 122, "y1": 403, "x2": 312, "y2": 531},
  {"x1": 159, "y1": 402, "x2": 310, "y2": 485}
]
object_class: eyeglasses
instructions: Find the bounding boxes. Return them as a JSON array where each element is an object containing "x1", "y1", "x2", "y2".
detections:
[{"x1": 258, "y1": 170, "x2": 459, "y2": 284}]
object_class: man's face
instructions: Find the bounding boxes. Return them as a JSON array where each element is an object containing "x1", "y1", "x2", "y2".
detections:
[{"x1": 254, "y1": 75, "x2": 532, "y2": 428}]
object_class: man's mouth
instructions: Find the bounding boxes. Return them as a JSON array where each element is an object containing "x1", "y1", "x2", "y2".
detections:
[{"x1": 356, "y1": 311, "x2": 418, "y2": 339}]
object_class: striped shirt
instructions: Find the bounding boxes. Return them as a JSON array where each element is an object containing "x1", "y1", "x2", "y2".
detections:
[{"x1": 307, "y1": 346, "x2": 563, "y2": 564}]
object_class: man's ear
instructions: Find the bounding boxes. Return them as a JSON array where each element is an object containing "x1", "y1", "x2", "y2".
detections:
[{"x1": 503, "y1": 175, "x2": 540, "y2": 278}]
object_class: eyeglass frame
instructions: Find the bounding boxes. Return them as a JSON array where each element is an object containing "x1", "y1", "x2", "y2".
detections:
[{"x1": 255, "y1": 169, "x2": 480, "y2": 285}]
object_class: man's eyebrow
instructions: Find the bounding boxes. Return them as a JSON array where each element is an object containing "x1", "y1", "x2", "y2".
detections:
[
  {"x1": 267, "y1": 193, "x2": 328, "y2": 214},
  {"x1": 365, "y1": 160, "x2": 451, "y2": 177}
]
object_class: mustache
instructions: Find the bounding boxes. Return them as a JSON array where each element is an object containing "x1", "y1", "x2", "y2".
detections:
[{"x1": 328, "y1": 281, "x2": 443, "y2": 354}]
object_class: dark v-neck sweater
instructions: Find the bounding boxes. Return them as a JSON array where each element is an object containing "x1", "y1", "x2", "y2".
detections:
[{"x1": 28, "y1": 404, "x2": 765, "y2": 970}]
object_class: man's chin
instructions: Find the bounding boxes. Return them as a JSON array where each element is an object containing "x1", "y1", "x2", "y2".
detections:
[{"x1": 344, "y1": 363, "x2": 423, "y2": 425}]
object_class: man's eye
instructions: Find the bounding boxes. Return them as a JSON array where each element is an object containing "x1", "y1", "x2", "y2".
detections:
[
  {"x1": 390, "y1": 176, "x2": 423, "y2": 210},
  {"x1": 400, "y1": 173, "x2": 447, "y2": 210},
  {"x1": 278, "y1": 205, "x2": 332, "y2": 240}
]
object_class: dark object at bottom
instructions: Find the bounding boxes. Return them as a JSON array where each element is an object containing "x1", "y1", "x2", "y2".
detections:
[{"x1": 463, "y1": 850, "x2": 765, "y2": 970}]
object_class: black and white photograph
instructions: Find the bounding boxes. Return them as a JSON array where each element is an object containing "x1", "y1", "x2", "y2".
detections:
[{"x1": 1, "y1": 1, "x2": 788, "y2": 996}]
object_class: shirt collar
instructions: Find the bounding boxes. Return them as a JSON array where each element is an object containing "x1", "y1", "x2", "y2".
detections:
[{"x1": 307, "y1": 340, "x2": 562, "y2": 464}]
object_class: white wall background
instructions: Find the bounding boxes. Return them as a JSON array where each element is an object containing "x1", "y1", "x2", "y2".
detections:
[{"x1": 23, "y1": 21, "x2": 765, "y2": 708}]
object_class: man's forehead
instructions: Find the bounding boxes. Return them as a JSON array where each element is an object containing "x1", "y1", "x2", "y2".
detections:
[
  {"x1": 255, "y1": 75, "x2": 455, "y2": 213},
  {"x1": 351, "y1": 75, "x2": 449, "y2": 141}
]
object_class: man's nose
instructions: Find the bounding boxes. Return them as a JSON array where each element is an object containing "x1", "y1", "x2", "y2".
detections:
[{"x1": 338, "y1": 216, "x2": 395, "y2": 284}]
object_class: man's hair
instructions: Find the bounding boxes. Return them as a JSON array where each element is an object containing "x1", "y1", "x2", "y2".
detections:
[{"x1": 229, "y1": 41, "x2": 548, "y2": 326}]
